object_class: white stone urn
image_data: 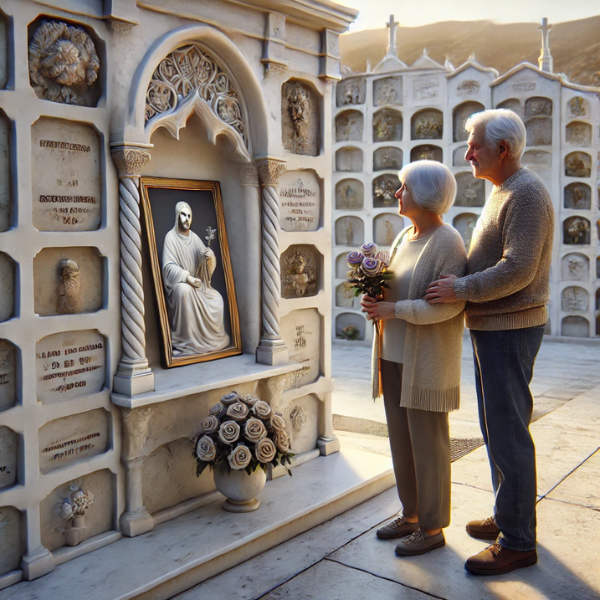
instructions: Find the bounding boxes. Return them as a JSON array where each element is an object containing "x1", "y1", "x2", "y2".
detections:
[{"x1": 213, "y1": 468, "x2": 267, "y2": 513}]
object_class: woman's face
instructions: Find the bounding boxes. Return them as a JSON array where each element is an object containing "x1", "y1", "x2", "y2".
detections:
[{"x1": 395, "y1": 181, "x2": 420, "y2": 218}]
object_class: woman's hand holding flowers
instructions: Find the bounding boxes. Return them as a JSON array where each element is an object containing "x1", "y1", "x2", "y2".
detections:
[{"x1": 361, "y1": 295, "x2": 396, "y2": 321}]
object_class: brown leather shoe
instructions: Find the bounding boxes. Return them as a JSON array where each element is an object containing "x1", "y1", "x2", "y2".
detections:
[
  {"x1": 465, "y1": 543, "x2": 537, "y2": 576},
  {"x1": 466, "y1": 516, "x2": 500, "y2": 540}
]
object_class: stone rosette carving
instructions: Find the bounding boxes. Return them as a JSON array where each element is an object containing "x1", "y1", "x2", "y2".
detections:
[
  {"x1": 290, "y1": 406, "x2": 307, "y2": 432},
  {"x1": 145, "y1": 45, "x2": 246, "y2": 142},
  {"x1": 57, "y1": 259, "x2": 82, "y2": 314},
  {"x1": 111, "y1": 148, "x2": 151, "y2": 179},
  {"x1": 29, "y1": 20, "x2": 100, "y2": 106}
]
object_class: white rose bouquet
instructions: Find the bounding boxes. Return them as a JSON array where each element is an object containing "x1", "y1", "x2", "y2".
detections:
[
  {"x1": 345, "y1": 242, "x2": 392, "y2": 300},
  {"x1": 192, "y1": 391, "x2": 295, "y2": 477}
]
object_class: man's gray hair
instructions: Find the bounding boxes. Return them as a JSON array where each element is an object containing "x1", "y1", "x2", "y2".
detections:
[
  {"x1": 465, "y1": 109, "x2": 526, "y2": 160},
  {"x1": 399, "y1": 160, "x2": 456, "y2": 215}
]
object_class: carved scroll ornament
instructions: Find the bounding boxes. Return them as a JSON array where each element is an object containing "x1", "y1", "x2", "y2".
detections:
[{"x1": 145, "y1": 45, "x2": 246, "y2": 143}]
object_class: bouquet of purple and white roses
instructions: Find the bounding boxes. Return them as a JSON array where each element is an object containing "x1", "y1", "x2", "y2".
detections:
[
  {"x1": 346, "y1": 242, "x2": 392, "y2": 299},
  {"x1": 192, "y1": 391, "x2": 294, "y2": 477}
]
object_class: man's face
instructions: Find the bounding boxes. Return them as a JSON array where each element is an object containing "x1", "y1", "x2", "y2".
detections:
[
  {"x1": 178, "y1": 208, "x2": 192, "y2": 232},
  {"x1": 465, "y1": 126, "x2": 501, "y2": 182}
]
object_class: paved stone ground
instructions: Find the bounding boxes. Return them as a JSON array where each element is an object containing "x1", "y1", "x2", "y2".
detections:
[{"x1": 174, "y1": 337, "x2": 600, "y2": 600}]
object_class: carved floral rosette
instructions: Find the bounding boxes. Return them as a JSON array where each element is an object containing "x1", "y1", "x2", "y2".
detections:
[{"x1": 145, "y1": 45, "x2": 246, "y2": 142}]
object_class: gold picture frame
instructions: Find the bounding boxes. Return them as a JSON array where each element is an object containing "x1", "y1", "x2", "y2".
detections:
[{"x1": 140, "y1": 177, "x2": 242, "y2": 367}]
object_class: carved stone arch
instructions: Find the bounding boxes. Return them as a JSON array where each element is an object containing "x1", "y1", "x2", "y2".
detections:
[{"x1": 123, "y1": 24, "x2": 269, "y2": 158}]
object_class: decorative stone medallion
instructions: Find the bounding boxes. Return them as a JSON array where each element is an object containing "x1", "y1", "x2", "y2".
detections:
[{"x1": 281, "y1": 245, "x2": 320, "y2": 299}]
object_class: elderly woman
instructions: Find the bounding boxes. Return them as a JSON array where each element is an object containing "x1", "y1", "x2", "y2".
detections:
[{"x1": 361, "y1": 160, "x2": 467, "y2": 557}]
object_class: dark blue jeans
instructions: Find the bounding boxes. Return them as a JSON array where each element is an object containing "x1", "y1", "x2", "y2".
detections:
[{"x1": 470, "y1": 325, "x2": 545, "y2": 551}]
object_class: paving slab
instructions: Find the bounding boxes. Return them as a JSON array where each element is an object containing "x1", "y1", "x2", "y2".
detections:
[
  {"x1": 259, "y1": 559, "x2": 430, "y2": 600},
  {"x1": 547, "y1": 448, "x2": 600, "y2": 510},
  {"x1": 172, "y1": 488, "x2": 401, "y2": 600},
  {"x1": 329, "y1": 483, "x2": 600, "y2": 600}
]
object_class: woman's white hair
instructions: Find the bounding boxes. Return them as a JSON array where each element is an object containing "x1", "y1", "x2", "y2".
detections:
[
  {"x1": 398, "y1": 160, "x2": 456, "y2": 215},
  {"x1": 465, "y1": 109, "x2": 526, "y2": 160}
]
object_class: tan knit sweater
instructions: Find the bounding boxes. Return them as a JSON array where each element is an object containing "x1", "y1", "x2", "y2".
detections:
[
  {"x1": 374, "y1": 224, "x2": 467, "y2": 412},
  {"x1": 454, "y1": 168, "x2": 554, "y2": 330}
]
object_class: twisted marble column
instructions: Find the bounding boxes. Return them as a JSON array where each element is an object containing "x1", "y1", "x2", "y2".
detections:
[
  {"x1": 111, "y1": 147, "x2": 155, "y2": 397},
  {"x1": 256, "y1": 159, "x2": 289, "y2": 366}
]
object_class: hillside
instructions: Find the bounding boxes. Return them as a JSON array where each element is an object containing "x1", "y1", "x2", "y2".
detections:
[{"x1": 340, "y1": 17, "x2": 600, "y2": 87}]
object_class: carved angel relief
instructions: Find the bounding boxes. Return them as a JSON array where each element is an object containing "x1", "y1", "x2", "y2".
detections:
[
  {"x1": 29, "y1": 20, "x2": 100, "y2": 106},
  {"x1": 145, "y1": 45, "x2": 246, "y2": 142}
]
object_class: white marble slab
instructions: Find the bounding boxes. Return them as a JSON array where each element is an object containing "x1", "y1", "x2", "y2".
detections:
[{"x1": 0, "y1": 449, "x2": 393, "y2": 600}]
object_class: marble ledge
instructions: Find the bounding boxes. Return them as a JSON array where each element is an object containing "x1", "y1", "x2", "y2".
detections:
[
  {"x1": 282, "y1": 375, "x2": 334, "y2": 402},
  {"x1": 111, "y1": 353, "x2": 303, "y2": 409}
]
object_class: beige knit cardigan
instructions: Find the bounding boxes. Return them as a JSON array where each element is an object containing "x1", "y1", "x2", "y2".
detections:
[{"x1": 372, "y1": 224, "x2": 467, "y2": 413}]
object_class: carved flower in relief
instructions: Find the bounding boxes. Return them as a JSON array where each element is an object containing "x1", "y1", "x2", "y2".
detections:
[
  {"x1": 196, "y1": 435, "x2": 217, "y2": 462},
  {"x1": 252, "y1": 400, "x2": 272, "y2": 420},
  {"x1": 274, "y1": 430, "x2": 291, "y2": 453},
  {"x1": 228, "y1": 445, "x2": 252, "y2": 470},
  {"x1": 269, "y1": 413, "x2": 287, "y2": 433},
  {"x1": 218, "y1": 421, "x2": 240, "y2": 445},
  {"x1": 226, "y1": 402, "x2": 249, "y2": 421},
  {"x1": 244, "y1": 418, "x2": 267, "y2": 443},
  {"x1": 256, "y1": 438, "x2": 277, "y2": 463},
  {"x1": 220, "y1": 392, "x2": 240, "y2": 405}
]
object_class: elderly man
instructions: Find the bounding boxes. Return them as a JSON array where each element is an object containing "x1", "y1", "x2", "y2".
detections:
[{"x1": 426, "y1": 109, "x2": 554, "y2": 575}]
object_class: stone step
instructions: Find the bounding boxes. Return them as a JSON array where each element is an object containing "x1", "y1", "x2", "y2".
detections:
[{"x1": 0, "y1": 448, "x2": 394, "y2": 600}]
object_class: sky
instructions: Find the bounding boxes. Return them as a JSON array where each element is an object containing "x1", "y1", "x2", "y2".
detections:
[{"x1": 338, "y1": 0, "x2": 600, "y2": 31}]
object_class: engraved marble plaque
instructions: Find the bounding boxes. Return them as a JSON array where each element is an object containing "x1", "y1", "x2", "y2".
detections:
[
  {"x1": 282, "y1": 309, "x2": 321, "y2": 389},
  {"x1": 281, "y1": 245, "x2": 320, "y2": 299},
  {"x1": 336, "y1": 77, "x2": 366, "y2": 107},
  {"x1": 40, "y1": 469, "x2": 113, "y2": 551},
  {"x1": 373, "y1": 109, "x2": 402, "y2": 142},
  {"x1": 561, "y1": 286, "x2": 588, "y2": 312},
  {"x1": 279, "y1": 170, "x2": 320, "y2": 232},
  {"x1": 281, "y1": 80, "x2": 319, "y2": 156},
  {"x1": 31, "y1": 118, "x2": 102, "y2": 231},
  {"x1": 373, "y1": 174, "x2": 400, "y2": 208},
  {"x1": 374, "y1": 76, "x2": 402, "y2": 106},
  {"x1": 0, "y1": 111, "x2": 10, "y2": 231},
  {"x1": 565, "y1": 152, "x2": 591, "y2": 178},
  {"x1": 561, "y1": 316, "x2": 589, "y2": 338},
  {"x1": 525, "y1": 97, "x2": 552, "y2": 117},
  {"x1": 411, "y1": 109, "x2": 443, "y2": 140},
  {"x1": 373, "y1": 147, "x2": 403, "y2": 172},
  {"x1": 36, "y1": 330, "x2": 106, "y2": 403},
  {"x1": 34, "y1": 246, "x2": 104, "y2": 316},
  {"x1": 335, "y1": 110, "x2": 363, "y2": 142},
  {"x1": 564, "y1": 183, "x2": 591, "y2": 210},
  {"x1": 39, "y1": 409, "x2": 109, "y2": 474},
  {"x1": 563, "y1": 216, "x2": 590, "y2": 245},
  {"x1": 373, "y1": 213, "x2": 404, "y2": 246},
  {"x1": 455, "y1": 172, "x2": 485, "y2": 207},
  {"x1": 411, "y1": 145, "x2": 443, "y2": 163},
  {"x1": 453, "y1": 146, "x2": 469, "y2": 167},
  {"x1": 496, "y1": 98, "x2": 523, "y2": 118},
  {"x1": 336, "y1": 312, "x2": 365, "y2": 341},
  {"x1": 525, "y1": 116, "x2": 552, "y2": 146},
  {"x1": 0, "y1": 427, "x2": 17, "y2": 489},
  {"x1": 335, "y1": 216, "x2": 364, "y2": 246},
  {"x1": 0, "y1": 506, "x2": 23, "y2": 576},
  {"x1": 453, "y1": 101, "x2": 484, "y2": 142},
  {"x1": 335, "y1": 147, "x2": 363, "y2": 172},
  {"x1": 0, "y1": 252, "x2": 14, "y2": 323},
  {"x1": 0, "y1": 339, "x2": 16, "y2": 412},
  {"x1": 561, "y1": 253, "x2": 589, "y2": 281},
  {"x1": 453, "y1": 213, "x2": 479, "y2": 251},
  {"x1": 566, "y1": 122, "x2": 592, "y2": 147},
  {"x1": 335, "y1": 179, "x2": 364, "y2": 210},
  {"x1": 413, "y1": 75, "x2": 440, "y2": 102}
]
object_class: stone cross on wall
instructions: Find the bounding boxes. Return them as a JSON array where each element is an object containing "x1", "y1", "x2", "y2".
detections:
[
  {"x1": 538, "y1": 17, "x2": 553, "y2": 73},
  {"x1": 386, "y1": 14, "x2": 399, "y2": 57}
]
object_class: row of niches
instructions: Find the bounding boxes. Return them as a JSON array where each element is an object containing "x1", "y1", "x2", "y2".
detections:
[
  {"x1": 0, "y1": 329, "x2": 107, "y2": 413},
  {"x1": 0, "y1": 469, "x2": 114, "y2": 576},
  {"x1": 0, "y1": 247, "x2": 105, "y2": 323},
  {"x1": 334, "y1": 212, "x2": 479, "y2": 252},
  {"x1": 336, "y1": 76, "x2": 402, "y2": 108},
  {"x1": 0, "y1": 115, "x2": 103, "y2": 233},
  {"x1": 336, "y1": 172, "x2": 485, "y2": 210},
  {"x1": 562, "y1": 217, "x2": 600, "y2": 245},
  {"x1": 560, "y1": 287, "x2": 600, "y2": 313},
  {"x1": 561, "y1": 253, "x2": 600, "y2": 282}
]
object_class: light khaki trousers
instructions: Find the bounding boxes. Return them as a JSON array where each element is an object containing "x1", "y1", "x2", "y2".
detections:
[{"x1": 381, "y1": 359, "x2": 451, "y2": 530}]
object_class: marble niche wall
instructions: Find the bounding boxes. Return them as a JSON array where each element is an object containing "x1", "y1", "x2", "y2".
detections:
[{"x1": 0, "y1": 10, "x2": 122, "y2": 590}]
